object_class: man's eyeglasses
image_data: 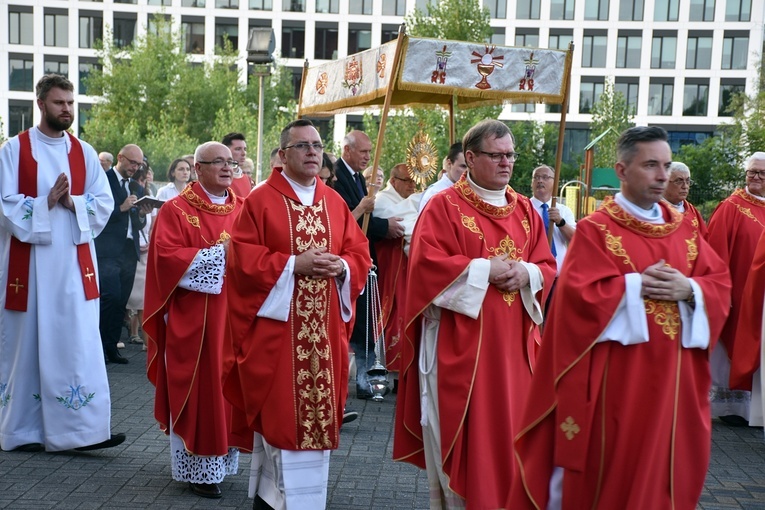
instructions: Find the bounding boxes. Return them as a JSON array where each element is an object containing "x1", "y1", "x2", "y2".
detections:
[
  {"x1": 476, "y1": 151, "x2": 520, "y2": 163},
  {"x1": 532, "y1": 175, "x2": 553, "y2": 182},
  {"x1": 393, "y1": 176, "x2": 415, "y2": 183},
  {"x1": 283, "y1": 142, "x2": 325, "y2": 152},
  {"x1": 669, "y1": 178, "x2": 693, "y2": 186},
  {"x1": 746, "y1": 170, "x2": 765, "y2": 179},
  {"x1": 197, "y1": 159, "x2": 239, "y2": 169},
  {"x1": 120, "y1": 155, "x2": 144, "y2": 168}
]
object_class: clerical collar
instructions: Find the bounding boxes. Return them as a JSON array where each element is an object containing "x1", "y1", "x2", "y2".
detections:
[
  {"x1": 281, "y1": 171, "x2": 316, "y2": 206},
  {"x1": 615, "y1": 192, "x2": 664, "y2": 224},
  {"x1": 197, "y1": 182, "x2": 228, "y2": 204},
  {"x1": 745, "y1": 186, "x2": 765, "y2": 201},
  {"x1": 466, "y1": 172, "x2": 508, "y2": 206}
]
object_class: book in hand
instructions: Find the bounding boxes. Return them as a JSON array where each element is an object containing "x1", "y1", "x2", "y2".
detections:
[{"x1": 134, "y1": 195, "x2": 165, "y2": 209}]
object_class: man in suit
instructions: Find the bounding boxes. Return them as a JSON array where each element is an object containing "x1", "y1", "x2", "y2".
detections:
[
  {"x1": 333, "y1": 130, "x2": 404, "y2": 399},
  {"x1": 95, "y1": 144, "x2": 151, "y2": 364}
]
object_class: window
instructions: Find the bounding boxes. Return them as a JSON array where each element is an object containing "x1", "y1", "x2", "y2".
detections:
[
  {"x1": 114, "y1": 15, "x2": 137, "y2": 48},
  {"x1": 9, "y1": 55, "x2": 34, "y2": 91},
  {"x1": 315, "y1": 24, "x2": 338, "y2": 59},
  {"x1": 114, "y1": 0, "x2": 137, "y2": 4},
  {"x1": 382, "y1": 25, "x2": 399, "y2": 43},
  {"x1": 216, "y1": 21, "x2": 238, "y2": 50},
  {"x1": 722, "y1": 34, "x2": 749, "y2": 70},
  {"x1": 317, "y1": 0, "x2": 340, "y2": 13},
  {"x1": 290, "y1": 67, "x2": 302, "y2": 100},
  {"x1": 216, "y1": 0, "x2": 238, "y2": 7},
  {"x1": 517, "y1": 0, "x2": 541, "y2": 19},
  {"x1": 614, "y1": 79, "x2": 639, "y2": 114},
  {"x1": 148, "y1": 14, "x2": 171, "y2": 36},
  {"x1": 78, "y1": 104, "x2": 91, "y2": 137},
  {"x1": 689, "y1": 0, "x2": 715, "y2": 20},
  {"x1": 619, "y1": 0, "x2": 644, "y2": 21},
  {"x1": 283, "y1": 0, "x2": 305, "y2": 12},
  {"x1": 512, "y1": 104, "x2": 536, "y2": 113},
  {"x1": 44, "y1": 57, "x2": 69, "y2": 77},
  {"x1": 616, "y1": 34, "x2": 641, "y2": 68},
  {"x1": 651, "y1": 34, "x2": 676, "y2": 69},
  {"x1": 491, "y1": 29, "x2": 505, "y2": 46},
  {"x1": 349, "y1": 0, "x2": 372, "y2": 14},
  {"x1": 349, "y1": 26, "x2": 371, "y2": 54},
  {"x1": 484, "y1": 0, "x2": 507, "y2": 19},
  {"x1": 182, "y1": 0, "x2": 206, "y2": 6},
  {"x1": 654, "y1": 0, "x2": 679, "y2": 21},
  {"x1": 550, "y1": 0, "x2": 575, "y2": 20},
  {"x1": 683, "y1": 80, "x2": 709, "y2": 116},
  {"x1": 282, "y1": 24, "x2": 305, "y2": 58},
  {"x1": 666, "y1": 131, "x2": 710, "y2": 152},
  {"x1": 415, "y1": 0, "x2": 429, "y2": 12},
  {"x1": 9, "y1": 100, "x2": 34, "y2": 136},
  {"x1": 382, "y1": 0, "x2": 405, "y2": 15},
  {"x1": 79, "y1": 13, "x2": 103, "y2": 49},
  {"x1": 45, "y1": 11, "x2": 69, "y2": 47},
  {"x1": 79, "y1": 59, "x2": 101, "y2": 94},
  {"x1": 579, "y1": 79, "x2": 604, "y2": 113},
  {"x1": 719, "y1": 80, "x2": 745, "y2": 116},
  {"x1": 584, "y1": 0, "x2": 609, "y2": 20},
  {"x1": 725, "y1": 0, "x2": 751, "y2": 21},
  {"x1": 582, "y1": 33, "x2": 607, "y2": 67},
  {"x1": 148, "y1": 0, "x2": 172, "y2": 5},
  {"x1": 9, "y1": 9, "x2": 33, "y2": 45},
  {"x1": 549, "y1": 30, "x2": 573, "y2": 50},
  {"x1": 515, "y1": 30, "x2": 539, "y2": 48},
  {"x1": 686, "y1": 33, "x2": 712, "y2": 69},
  {"x1": 250, "y1": 0, "x2": 272, "y2": 9},
  {"x1": 648, "y1": 80, "x2": 673, "y2": 115},
  {"x1": 183, "y1": 20, "x2": 205, "y2": 54}
]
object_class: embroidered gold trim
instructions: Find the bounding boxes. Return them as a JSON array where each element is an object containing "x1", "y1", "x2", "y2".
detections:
[
  {"x1": 644, "y1": 299, "x2": 680, "y2": 341},
  {"x1": 560, "y1": 416, "x2": 580, "y2": 440},
  {"x1": 453, "y1": 177, "x2": 517, "y2": 218},
  {"x1": 733, "y1": 188, "x2": 765, "y2": 209},
  {"x1": 180, "y1": 184, "x2": 238, "y2": 215},
  {"x1": 600, "y1": 196, "x2": 683, "y2": 237},
  {"x1": 590, "y1": 221, "x2": 637, "y2": 272},
  {"x1": 685, "y1": 230, "x2": 698, "y2": 269}
]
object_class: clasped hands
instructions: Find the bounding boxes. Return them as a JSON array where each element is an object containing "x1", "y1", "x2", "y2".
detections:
[
  {"x1": 489, "y1": 255, "x2": 529, "y2": 293},
  {"x1": 641, "y1": 260, "x2": 692, "y2": 301},
  {"x1": 47, "y1": 173, "x2": 75, "y2": 211},
  {"x1": 295, "y1": 247, "x2": 345, "y2": 279}
]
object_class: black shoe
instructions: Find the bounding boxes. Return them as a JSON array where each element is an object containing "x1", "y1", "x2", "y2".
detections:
[
  {"x1": 75, "y1": 433, "x2": 127, "y2": 451},
  {"x1": 253, "y1": 494, "x2": 274, "y2": 510},
  {"x1": 342, "y1": 410, "x2": 359, "y2": 424},
  {"x1": 189, "y1": 482, "x2": 222, "y2": 499},
  {"x1": 106, "y1": 348, "x2": 129, "y2": 365},
  {"x1": 719, "y1": 415, "x2": 749, "y2": 427},
  {"x1": 14, "y1": 443, "x2": 44, "y2": 452},
  {"x1": 392, "y1": 379, "x2": 399, "y2": 394}
]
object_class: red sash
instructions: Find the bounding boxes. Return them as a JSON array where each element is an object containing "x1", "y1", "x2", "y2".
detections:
[{"x1": 6, "y1": 130, "x2": 100, "y2": 311}]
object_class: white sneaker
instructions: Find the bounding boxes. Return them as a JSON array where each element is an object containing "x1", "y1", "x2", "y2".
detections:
[{"x1": 116, "y1": 342, "x2": 125, "y2": 349}]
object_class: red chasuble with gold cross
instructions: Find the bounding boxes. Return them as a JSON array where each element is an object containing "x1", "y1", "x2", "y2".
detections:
[
  {"x1": 511, "y1": 197, "x2": 730, "y2": 510},
  {"x1": 222, "y1": 169, "x2": 370, "y2": 452}
]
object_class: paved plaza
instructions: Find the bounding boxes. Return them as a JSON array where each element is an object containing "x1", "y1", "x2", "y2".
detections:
[{"x1": 0, "y1": 340, "x2": 763, "y2": 509}]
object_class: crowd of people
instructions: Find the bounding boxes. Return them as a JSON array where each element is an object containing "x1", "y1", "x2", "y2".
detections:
[{"x1": 1, "y1": 73, "x2": 763, "y2": 510}]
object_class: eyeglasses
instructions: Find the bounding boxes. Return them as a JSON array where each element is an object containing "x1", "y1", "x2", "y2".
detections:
[
  {"x1": 283, "y1": 142, "x2": 325, "y2": 152},
  {"x1": 476, "y1": 151, "x2": 520, "y2": 163},
  {"x1": 532, "y1": 175, "x2": 553, "y2": 181},
  {"x1": 669, "y1": 178, "x2": 693, "y2": 186},
  {"x1": 197, "y1": 159, "x2": 239, "y2": 169},
  {"x1": 746, "y1": 170, "x2": 765, "y2": 179},
  {"x1": 120, "y1": 155, "x2": 144, "y2": 168},
  {"x1": 393, "y1": 176, "x2": 415, "y2": 183}
]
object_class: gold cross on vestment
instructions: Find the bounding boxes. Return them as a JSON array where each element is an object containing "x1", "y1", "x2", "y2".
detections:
[
  {"x1": 9, "y1": 278, "x2": 24, "y2": 294},
  {"x1": 560, "y1": 416, "x2": 581, "y2": 440},
  {"x1": 85, "y1": 268, "x2": 95, "y2": 282}
]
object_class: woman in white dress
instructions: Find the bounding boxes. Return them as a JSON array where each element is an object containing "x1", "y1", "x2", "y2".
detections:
[{"x1": 156, "y1": 158, "x2": 192, "y2": 202}]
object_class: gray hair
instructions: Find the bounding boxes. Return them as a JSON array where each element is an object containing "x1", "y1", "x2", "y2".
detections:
[
  {"x1": 669, "y1": 162, "x2": 690, "y2": 176},
  {"x1": 745, "y1": 152, "x2": 765, "y2": 171},
  {"x1": 194, "y1": 141, "x2": 225, "y2": 164}
]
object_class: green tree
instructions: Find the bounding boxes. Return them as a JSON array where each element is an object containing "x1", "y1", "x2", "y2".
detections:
[
  {"x1": 0, "y1": 117, "x2": 7, "y2": 146},
  {"x1": 589, "y1": 80, "x2": 635, "y2": 169}
]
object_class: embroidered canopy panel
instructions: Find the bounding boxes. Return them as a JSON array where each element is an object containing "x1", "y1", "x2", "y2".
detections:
[{"x1": 298, "y1": 35, "x2": 571, "y2": 116}]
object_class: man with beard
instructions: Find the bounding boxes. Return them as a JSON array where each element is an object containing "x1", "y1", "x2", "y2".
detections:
[
  {"x1": 0, "y1": 74, "x2": 125, "y2": 452},
  {"x1": 95, "y1": 143, "x2": 152, "y2": 364}
]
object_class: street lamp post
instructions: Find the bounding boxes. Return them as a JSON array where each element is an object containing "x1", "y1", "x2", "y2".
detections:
[{"x1": 247, "y1": 27, "x2": 275, "y2": 184}]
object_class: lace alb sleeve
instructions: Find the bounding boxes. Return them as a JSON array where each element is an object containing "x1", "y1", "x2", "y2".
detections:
[{"x1": 178, "y1": 243, "x2": 226, "y2": 294}]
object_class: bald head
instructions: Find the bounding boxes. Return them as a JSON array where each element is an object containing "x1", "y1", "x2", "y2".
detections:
[
  {"x1": 389, "y1": 163, "x2": 416, "y2": 198},
  {"x1": 115, "y1": 144, "x2": 144, "y2": 179}
]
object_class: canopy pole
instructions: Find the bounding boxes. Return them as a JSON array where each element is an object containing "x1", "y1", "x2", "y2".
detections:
[
  {"x1": 548, "y1": 41, "x2": 574, "y2": 248},
  {"x1": 296, "y1": 59, "x2": 309, "y2": 119},
  {"x1": 449, "y1": 96, "x2": 456, "y2": 146}
]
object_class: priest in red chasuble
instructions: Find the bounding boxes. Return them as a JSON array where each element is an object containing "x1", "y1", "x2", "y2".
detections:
[
  {"x1": 393, "y1": 119, "x2": 557, "y2": 510},
  {"x1": 510, "y1": 127, "x2": 731, "y2": 510},
  {"x1": 663, "y1": 161, "x2": 708, "y2": 238},
  {"x1": 222, "y1": 119, "x2": 370, "y2": 510},
  {"x1": 144, "y1": 142, "x2": 243, "y2": 500},
  {"x1": 707, "y1": 152, "x2": 765, "y2": 427}
]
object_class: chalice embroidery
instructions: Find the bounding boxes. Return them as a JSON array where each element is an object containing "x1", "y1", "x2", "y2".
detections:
[{"x1": 471, "y1": 45, "x2": 504, "y2": 90}]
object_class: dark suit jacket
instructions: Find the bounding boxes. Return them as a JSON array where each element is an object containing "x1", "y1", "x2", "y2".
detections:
[
  {"x1": 333, "y1": 159, "x2": 388, "y2": 265},
  {"x1": 95, "y1": 168, "x2": 146, "y2": 258}
]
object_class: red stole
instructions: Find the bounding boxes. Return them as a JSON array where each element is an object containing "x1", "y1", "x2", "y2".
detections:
[{"x1": 6, "y1": 130, "x2": 99, "y2": 311}]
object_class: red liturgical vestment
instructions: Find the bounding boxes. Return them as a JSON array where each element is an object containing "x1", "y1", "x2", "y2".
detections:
[
  {"x1": 223, "y1": 169, "x2": 370, "y2": 452},
  {"x1": 144, "y1": 182, "x2": 242, "y2": 456},
  {"x1": 511, "y1": 197, "x2": 730, "y2": 510},
  {"x1": 393, "y1": 177, "x2": 556, "y2": 509}
]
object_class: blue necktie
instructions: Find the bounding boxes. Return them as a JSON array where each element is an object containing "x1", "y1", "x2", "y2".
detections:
[
  {"x1": 354, "y1": 172, "x2": 366, "y2": 197},
  {"x1": 541, "y1": 203, "x2": 557, "y2": 258}
]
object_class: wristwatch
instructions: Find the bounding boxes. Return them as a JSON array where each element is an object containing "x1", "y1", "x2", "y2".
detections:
[
  {"x1": 556, "y1": 218, "x2": 566, "y2": 228},
  {"x1": 685, "y1": 288, "x2": 695, "y2": 306}
]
